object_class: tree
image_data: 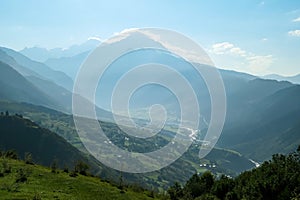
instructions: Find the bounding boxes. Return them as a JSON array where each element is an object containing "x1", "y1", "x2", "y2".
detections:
[
  {"x1": 185, "y1": 171, "x2": 215, "y2": 198},
  {"x1": 195, "y1": 193, "x2": 219, "y2": 200},
  {"x1": 51, "y1": 159, "x2": 58, "y2": 173},
  {"x1": 200, "y1": 171, "x2": 215, "y2": 193},
  {"x1": 4, "y1": 150, "x2": 18, "y2": 159},
  {"x1": 24, "y1": 152, "x2": 34, "y2": 165},
  {"x1": 168, "y1": 182, "x2": 183, "y2": 200},
  {"x1": 184, "y1": 173, "x2": 202, "y2": 198},
  {"x1": 15, "y1": 168, "x2": 28, "y2": 183},
  {"x1": 212, "y1": 175, "x2": 234, "y2": 200},
  {"x1": 74, "y1": 160, "x2": 89, "y2": 176},
  {"x1": 167, "y1": 146, "x2": 300, "y2": 200}
]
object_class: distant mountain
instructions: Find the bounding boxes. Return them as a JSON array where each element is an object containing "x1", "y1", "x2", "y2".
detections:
[
  {"x1": 1, "y1": 30, "x2": 299, "y2": 186},
  {"x1": 32, "y1": 31, "x2": 299, "y2": 164},
  {"x1": 0, "y1": 61, "x2": 63, "y2": 110},
  {"x1": 0, "y1": 47, "x2": 73, "y2": 91},
  {"x1": 19, "y1": 38, "x2": 100, "y2": 62},
  {"x1": 0, "y1": 49, "x2": 42, "y2": 77},
  {"x1": 262, "y1": 73, "x2": 300, "y2": 85},
  {"x1": 0, "y1": 51, "x2": 73, "y2": 112},
  {"x1": 26, "y1": 75, "x2": 72, "y2": 111},
  {"x1": 219, "y1": 83, "x2": 300, "y2": 161},
  {"x1": 45, "y1": 51, "x2": 90, "y2": 80}
]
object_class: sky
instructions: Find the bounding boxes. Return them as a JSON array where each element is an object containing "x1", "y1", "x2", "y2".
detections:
[{"x1": 0, "y1": 0, "x2": 300, "y2": 76}]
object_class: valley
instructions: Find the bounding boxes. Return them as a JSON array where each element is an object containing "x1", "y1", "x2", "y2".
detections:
[{"x1": 1, "y1": 4, "x2": 300, "y2": 198}]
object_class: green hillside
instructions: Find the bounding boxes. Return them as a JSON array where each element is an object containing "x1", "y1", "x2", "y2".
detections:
[
  {"x1": 0, "y1": 101, "x2": 255, "y2": 190},
  {"x1": 0, "y1": 114, "x2": 100, "y2": 171},
  {"x1": 0, "y1": 157, "x2": 161, "y2": 200}
]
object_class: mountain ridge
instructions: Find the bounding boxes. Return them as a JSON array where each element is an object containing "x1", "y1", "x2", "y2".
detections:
[
  {"x1": 262, "y1": 73, "x2": 300, "y2": 85},
  {"x1": 0, "y1": 47, "x2": 73, "y2": 91}
]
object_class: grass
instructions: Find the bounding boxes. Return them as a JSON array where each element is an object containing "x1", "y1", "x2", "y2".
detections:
[{"x1": 0, "y1": 158, "x2": 163, "y2": 200}]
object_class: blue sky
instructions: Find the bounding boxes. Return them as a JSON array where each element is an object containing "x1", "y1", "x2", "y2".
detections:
[{"x1": 1, "y1": 0, "x2": 300, "y2": 76}]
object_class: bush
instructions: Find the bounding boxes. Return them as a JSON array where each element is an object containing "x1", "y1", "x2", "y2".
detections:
[
  {"x1": 120, "y1": 190, "x2": 126, "y2": 194},
  {"x1": 130, "y1": 184, "x2": 145, "y2": 193},
  {"x1": 74, "y1": 160, "x2": 89, "y2": 176},
  {"x1": 4, "y1": 150, "x2": 18, "y2": 160},
  {"x1": 15, "y1": 168, "x2": 29, "y2": 183},
  {"x1": 195, "y1": 193, "x2": 219, "y2": 200},
  {"x1": 25, "y1": 152, "x2": 34, "y2": 165},
  {"x1": 168, "y1": 182, "x2": 183, "y2": 200},
  {"x1": 69, "y1": 171, "x2": 78, "y2": 177},
  {"x1": 168, "y1": 145, "x2": 300, "y2": 200},
  {"x1": 2, "y1": 160, "x2": 12, "y2": 174},
  {"x1": 32, "y1": 192, "x2": 42, "y2": 200},
  {"x1": 0, "y1": 182, "x2": 20, "y2": 192},
  {"x1": 50, "y1": 159, "x2": 58, "y2": 173},
  {"x1": 63, "y1": 165, "x2": 69, "y2": 173}
]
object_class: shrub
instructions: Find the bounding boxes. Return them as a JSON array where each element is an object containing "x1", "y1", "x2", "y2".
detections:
[
  {"x1": 25, "y1": 152, "x2": 34, "y2": 165},
  {"x1": 0, "y1": 182, "x2": 20, "y2": 192},
  {"x1": 74, "y1": 160, "x2": 89, "y2": 176},
  {"x1": 2, "y1": 160, "x2": 11, "y2": 174},
  {"x1": 50, "y1": 159, "x2": 58, "y2": 173},
  {"x1": 4, "y1": 150, "x2": 18, "y2": 160},
  {"x1": 32, "y1": 192, "x2": 42, "y2": 200},
  {"x1": 15, "y1": 168, "x2": 29, "y2": 183},
  {"x1": 63, "y1": 165, "x2": 69, "y2": 173},
  {"x1": 69, "y1": 171, "x2": 78, "y2": 177}
]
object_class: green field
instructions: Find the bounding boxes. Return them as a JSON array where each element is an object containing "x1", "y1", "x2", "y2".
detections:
[{"x1": 0, "y1": 158, "x2": 162, "y2": 200}]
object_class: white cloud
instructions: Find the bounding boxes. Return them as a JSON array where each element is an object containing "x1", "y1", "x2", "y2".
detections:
[
  {"x1": 88, "y1": 36, "x2": 102, "y2": 41},
  {"x1": 229, "y1": 47, "x2": 246, "y2": 57},
  {"x1": 210, "y1": 42, "x2": 274, "y2": 74},
  {"x1": 292, "y1": 17, "x2": 300, "y2": 22},
  {"x1": 112, "y1": 28, "x2": 139, "y2": 36},
  {"x1": 105, "y1": 28, "x2": 213, "y2": 65},
  {"x1": 261, "y1": 38, "x2": 268, "y2": 41},
  {"x1": 246, "y1": 55, "x2": 273, "y2": 72},
  {"x1": 104, "y1": 28, "x2": 140, "y2": 44},
  {"x1": 211, "y1": 42, "x2": 246, "y2": 57},
  {"x1": 211, "y1": 42, "x2": 234, "y2": 55},
  {"x1": 288, "y1": 30, "x2": 300, "y2": 37},
  {"x1": 140, "y1": 29, "x2": 212, "y2": 65}
]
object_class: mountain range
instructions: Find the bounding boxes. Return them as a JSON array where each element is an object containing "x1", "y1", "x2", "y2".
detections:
[
  {"x1": 262, "y1": 73, "x2": 300, "y2": 85},
  {"x1": 0, "y1": 33, "x2": 299, "y2": 189},
  {"x1": 19, "y1": 38, "x2": 100, "y2": 62}
]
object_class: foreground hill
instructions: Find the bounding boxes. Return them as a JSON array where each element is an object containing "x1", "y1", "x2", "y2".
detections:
[
  {"x1": 0, "y1": 157, "x2": 158, "y2": 200},
  {"x1": 0, "y1": 114, "x2": 100, "y2": 172}
]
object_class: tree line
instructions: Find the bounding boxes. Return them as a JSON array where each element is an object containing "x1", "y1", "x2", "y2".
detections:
[{"x1": 168, "y1": 146, "x2": 300, "y2": 200}]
